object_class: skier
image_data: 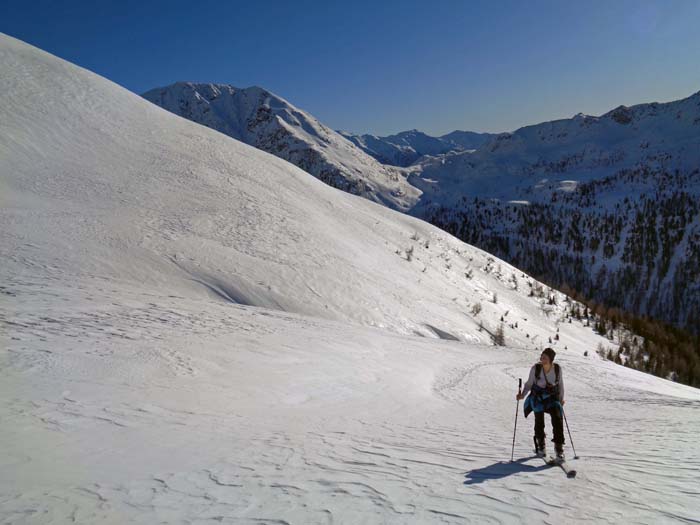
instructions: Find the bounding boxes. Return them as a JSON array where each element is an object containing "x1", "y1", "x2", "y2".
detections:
[{"x1": 516, "y1": 347, "x2": 566, "y2": 460}]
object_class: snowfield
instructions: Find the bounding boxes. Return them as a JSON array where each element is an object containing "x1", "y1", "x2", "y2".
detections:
[{"x1": 2, "y1": 34, "x2": 700, "y2": 524}]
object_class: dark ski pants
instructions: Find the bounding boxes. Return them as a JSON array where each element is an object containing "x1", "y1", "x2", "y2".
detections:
[{"x1": 534, "y1": 407, "x2": 564, "y2": 445}]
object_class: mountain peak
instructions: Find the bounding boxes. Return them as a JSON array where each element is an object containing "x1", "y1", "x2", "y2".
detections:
[
  {"x1": 606, "y1": 105, "x2": 634, "y2": 125},
  {"x1": 143, "y1": 80, "x2": 418, "y2": 210}
]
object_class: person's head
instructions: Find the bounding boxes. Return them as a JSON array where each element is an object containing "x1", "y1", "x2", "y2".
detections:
[{"x1": 540, "y1": 347, "x2": 556, "y2": 365}]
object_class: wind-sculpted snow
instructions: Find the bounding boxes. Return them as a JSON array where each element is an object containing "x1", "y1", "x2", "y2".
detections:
[
  {"x1": 2, "y1": 34, "x2": 700, "y2": 524},
  {"x1": 3, "y1": 284, "x2": 700, "y2": 524}
]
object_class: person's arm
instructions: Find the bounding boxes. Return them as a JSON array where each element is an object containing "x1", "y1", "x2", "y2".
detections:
[{"x1": 519, "y1": 366, "x2": 536, "y2": 399}]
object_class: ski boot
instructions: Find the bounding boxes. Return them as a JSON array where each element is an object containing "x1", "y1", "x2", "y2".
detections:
[
  {"x1": 554, "y1": 443, "x2": 565, "y2": 462},
  {"x1": 534, "y1": 436, "x2": 546, "y2": 457}
]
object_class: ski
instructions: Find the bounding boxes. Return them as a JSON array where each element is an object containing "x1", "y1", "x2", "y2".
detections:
[{"x1": 545, "y1": 456, "x2": 577, "y2": 478}]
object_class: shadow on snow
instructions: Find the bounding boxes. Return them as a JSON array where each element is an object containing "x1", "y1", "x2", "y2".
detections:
[{"x1": 463, "y1": 456, "x2": 550, "y2": 485}]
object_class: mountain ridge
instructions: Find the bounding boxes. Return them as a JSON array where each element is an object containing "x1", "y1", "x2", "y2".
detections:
[
  {"x1": 339, "y1": 128, "x2": 497, "y2": 167},
  {"x1": 142, "y1": 81, "x2": 420, "y2": 211},
  {"x1": 142, "y1": 78, "x2": 700, "y2": 334}
]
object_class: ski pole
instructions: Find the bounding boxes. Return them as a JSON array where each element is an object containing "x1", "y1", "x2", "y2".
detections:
[
  {"x1": 562, "y1": 406, "x2": 579, "y2": 459},
  {"x1": 511, "y1": 378, "x2": 522, "y2": 462}
]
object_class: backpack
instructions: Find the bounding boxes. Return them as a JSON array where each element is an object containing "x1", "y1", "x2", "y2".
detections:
[{"x1": 535, "y1": 362, "x2": 560, "y2": 396}]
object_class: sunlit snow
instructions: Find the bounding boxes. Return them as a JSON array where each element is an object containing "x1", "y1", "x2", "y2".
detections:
[{"x1": 2, "y1": 34, "x2": 699, "y2": 524}]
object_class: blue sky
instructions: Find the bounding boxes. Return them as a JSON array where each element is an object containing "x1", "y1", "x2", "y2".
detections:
[{"x1": 3, "y1": 0, "x2": 700, "y2": 135}]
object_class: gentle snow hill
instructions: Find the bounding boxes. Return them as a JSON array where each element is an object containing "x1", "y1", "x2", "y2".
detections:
[
  {"x1": 142, "y1": 82, "x2": 420, "y2": 211},
  {"x1": 2, "y1": 34, "x2": 700, "y2": 524}
]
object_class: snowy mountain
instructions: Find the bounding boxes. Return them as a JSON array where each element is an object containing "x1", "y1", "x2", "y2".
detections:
[
  {"x1": 4, "y1": 34, "x2": 607, "y2": 363},
  {"x1": 411, "y1": 93, "x2": 700, "y2": 334},
  {"x1": 3, "y1": 34, "x2": 700, "y2": 524},
  {"x1": 339, "y1": 128, "x2": 495, "y2": 167},
  {"x1": 337, "y1": 130, "x2": 422, "y2": 167},
  {"x1": 441, "y1": 129, "x2": 499, "y2": 150},
  {"x1": 141, "y1": 77, "x2": 699, "y2": 334},
  {"x1": 142, "y1": 82, "x2": 420, "y2": 211}
]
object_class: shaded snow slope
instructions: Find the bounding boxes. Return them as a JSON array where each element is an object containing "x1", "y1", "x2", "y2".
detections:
[
  {"x1": 143, "y1": 82, "x2": 419, "y2": 211},
  {"x1": 2, "y1": 34, "x2": 700, "y2": 524}
]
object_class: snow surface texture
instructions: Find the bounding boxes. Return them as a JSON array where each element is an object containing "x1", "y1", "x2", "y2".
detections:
[
  {"x1": 142, "y1": 82, "x2": 419, "y2": 211},
  {"x1": 2, "y1": 34, "x2": 700, "y2": 524}
]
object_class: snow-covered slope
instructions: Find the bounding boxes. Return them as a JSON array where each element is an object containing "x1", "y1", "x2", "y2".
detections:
[
  {"x1": 340, "y1": 129, "x2": 495, "y2": 167},
  {"x1": 142, "y1": 82, "x2": 419, "y2": 211},
  {"x1": 412, "y1": 94, "x2": 700, "y2": 332},
  {"x1": 2, "y1": 33, "x2": 606, "y2": 356},
  {"x1": 413, "y1": 94, "x2": 700, "y2": 204},
  {"x1": 2, "y1": 34, "x2": 700, "y2": 524},
  {"x1": 416, "y1": 93, "x2": 700, "y2": 202},
  {"x1": 142, "y1": 79, "x2": 700, "y2": 331}
]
